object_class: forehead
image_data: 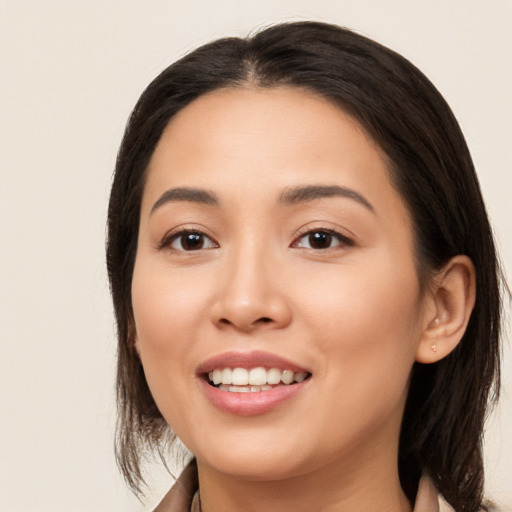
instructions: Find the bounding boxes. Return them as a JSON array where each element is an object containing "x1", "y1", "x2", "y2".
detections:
[
  {"x1": 144, "y1": 86, "x2": 396, "y2": 199},
  {"x1": 152, "y1": 86, "x2": 379, "y2": 161}
]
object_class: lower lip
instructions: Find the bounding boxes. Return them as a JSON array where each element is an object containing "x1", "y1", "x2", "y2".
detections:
[{"x1": 198, "y1": 377, "x2": 309, "y2": 416}]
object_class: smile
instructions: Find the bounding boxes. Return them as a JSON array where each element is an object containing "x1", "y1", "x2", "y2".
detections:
[
  {"x1": 197, "y1": 351, "x2": 312, "y2": 414},
  {"x1": 207, "y1": 367, "x2": 310, "y2": 392}
]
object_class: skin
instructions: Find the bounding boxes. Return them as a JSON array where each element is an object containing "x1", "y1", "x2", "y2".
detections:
[{"x1": 131, "y1": 87, "x2": 474, "y2": 511}]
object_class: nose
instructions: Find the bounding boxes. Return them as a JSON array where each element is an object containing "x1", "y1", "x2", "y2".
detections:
[{"x1": 209, "y1": 246, "x2": 293, "y2": 333}]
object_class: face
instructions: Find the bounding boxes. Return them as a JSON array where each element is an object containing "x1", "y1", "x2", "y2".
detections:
[{"x1": 132, "y1": 87, "x2": 430, "y2": 482}]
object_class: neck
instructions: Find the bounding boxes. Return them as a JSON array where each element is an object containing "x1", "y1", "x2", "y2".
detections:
[{"x1": 196, "y1": 448, "x2": 412, "y2": 512}]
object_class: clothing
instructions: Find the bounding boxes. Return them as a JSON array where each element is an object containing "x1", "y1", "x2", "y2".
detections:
[
  {"x1": 153, "y1": 460, "x2": 453, "y2": 512},
  {"x1": 153, "y1": 461, "x2": 200, "y2": 512}
]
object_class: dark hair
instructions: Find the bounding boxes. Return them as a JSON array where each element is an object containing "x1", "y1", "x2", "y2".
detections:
[{"x1": 106, "y1": 21, "x2": 503, "y2": 511}]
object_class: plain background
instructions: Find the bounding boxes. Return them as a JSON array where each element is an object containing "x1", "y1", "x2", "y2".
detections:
[{"x1": 0, "y1": 1, "x2": 510, "y2": 511}]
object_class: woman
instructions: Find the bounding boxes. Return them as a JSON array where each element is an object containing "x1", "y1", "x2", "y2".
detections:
[{"x1": 106, "y1": 22, "x2": 503, "y2": 512}]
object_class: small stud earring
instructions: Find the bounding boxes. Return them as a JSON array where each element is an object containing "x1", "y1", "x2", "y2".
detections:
[{"x1": 431, "y1": 344, "x2": 438, "y2": 353}]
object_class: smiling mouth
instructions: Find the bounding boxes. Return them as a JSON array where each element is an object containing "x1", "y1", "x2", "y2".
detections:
[{"x1": 205, "y1": 367, "x2": 311, "y2": 393}]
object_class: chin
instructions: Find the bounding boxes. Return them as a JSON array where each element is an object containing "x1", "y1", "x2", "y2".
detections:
[
  {"x1": 201, "y1": 454, "x2": 307, "y2": 482},
  {"x1": 189, "y1": 432, "x2": 323, "y2": 482}
]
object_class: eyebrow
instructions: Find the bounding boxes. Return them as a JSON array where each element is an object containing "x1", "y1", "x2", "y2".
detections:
[
  {"x1": 150, "y1": 184, "x2": 374, "y2": 214},
  {"x1": 151, "y1": 187, "x2": 220, "y2": 213},
  {"x1": 279, "y1": 185, "x2": 375, "y2": 212}
]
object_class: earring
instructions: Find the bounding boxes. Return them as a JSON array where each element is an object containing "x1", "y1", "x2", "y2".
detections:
[{"x1": 431, "y1": 344, "x2": 438, "y2": 353}]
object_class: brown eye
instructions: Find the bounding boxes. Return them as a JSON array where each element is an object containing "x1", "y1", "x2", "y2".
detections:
[
  {"x1": 295, "y1": 229, "x2": 353, "y2": 250},
  {"x1": 169, "y1": 231, "x2": 217, "y2": 251},
  {"x1": 307, "y1": 232, "x2": 333, "y2": 249}
]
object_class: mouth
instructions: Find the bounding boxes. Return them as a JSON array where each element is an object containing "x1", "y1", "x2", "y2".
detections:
[
  {"x1": 205, "y1": 366, "x2": 311, "y2": 393},
  {"x1": 197, "y1": 351, "x2": 312, "y2": 413}
]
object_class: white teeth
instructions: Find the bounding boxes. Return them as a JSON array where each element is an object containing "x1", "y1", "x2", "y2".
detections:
[
  {"x1": 212, "y1": 369, "x2": 222, "y2": 385},
  {"x1": 221, "y1": 368, "x2": 232, "y2": 385},
  {"x1": 294, "y1": 372, "x2": 307, "y2": 383},
  {"x1": 281, "y1": 369, "x2": 294, "y2": 384},
  {"x1": 229, "y1": 385, "x2": 250, "y2": 392},
  {"x1": 267, "y1": 368, "x2": 282, "y2": 384},
  {"x1": 226, "y1": 385, "x2": 273, "y2": 393},
  {"x1": 232, "y1": 368, "x2": 249, "y2": 385},
  {"x1": 208, "y1": 366, "x2": 310, "y2": 389},
  {"x1": 267, "y1": 368, "x2": 282, "y2": 385},
  {"x1": 248, "y1": 367, "x2": 267, "y2": 386}
]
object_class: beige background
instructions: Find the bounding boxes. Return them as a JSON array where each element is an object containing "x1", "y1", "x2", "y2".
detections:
[{"x1": 0, "y1": 1, "x2": 510, "y2": 511}]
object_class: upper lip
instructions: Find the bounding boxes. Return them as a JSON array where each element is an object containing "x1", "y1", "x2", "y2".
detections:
[{"x1": 196, "y1": 350, "x2": 311, "y2": 375}]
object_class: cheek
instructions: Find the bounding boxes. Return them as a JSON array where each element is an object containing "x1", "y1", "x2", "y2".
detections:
[
  {"x1": 292, "y1": 261, "x2": 422, "y2": 447},
  {"x1": 298, "y1": 254, "x2": 423, "y2": 389},
  {"x1": 130, "y1": 260, "x2": 204, "y2": 410},
  {"x1": 132, "y1": 259, "x2": 203, "y2": 350}
]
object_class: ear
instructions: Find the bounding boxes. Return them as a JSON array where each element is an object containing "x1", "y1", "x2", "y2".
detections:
[{"x1": 416, "y1": 255, "x2": 476, "y2": 364}]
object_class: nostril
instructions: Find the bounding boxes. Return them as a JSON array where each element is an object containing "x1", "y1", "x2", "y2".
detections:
[{"x1": 218, "y1": 316, "x2": 273, "y2": 329}]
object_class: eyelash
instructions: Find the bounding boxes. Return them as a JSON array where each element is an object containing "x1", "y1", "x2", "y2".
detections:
[{"x1": 158, "y1": 227, "x2": 354, "y2": 252}]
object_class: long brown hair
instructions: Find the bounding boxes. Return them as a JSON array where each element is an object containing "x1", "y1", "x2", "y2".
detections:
[{"x1": 106, "y1": 21, "x2": 504, "y2": 511}]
